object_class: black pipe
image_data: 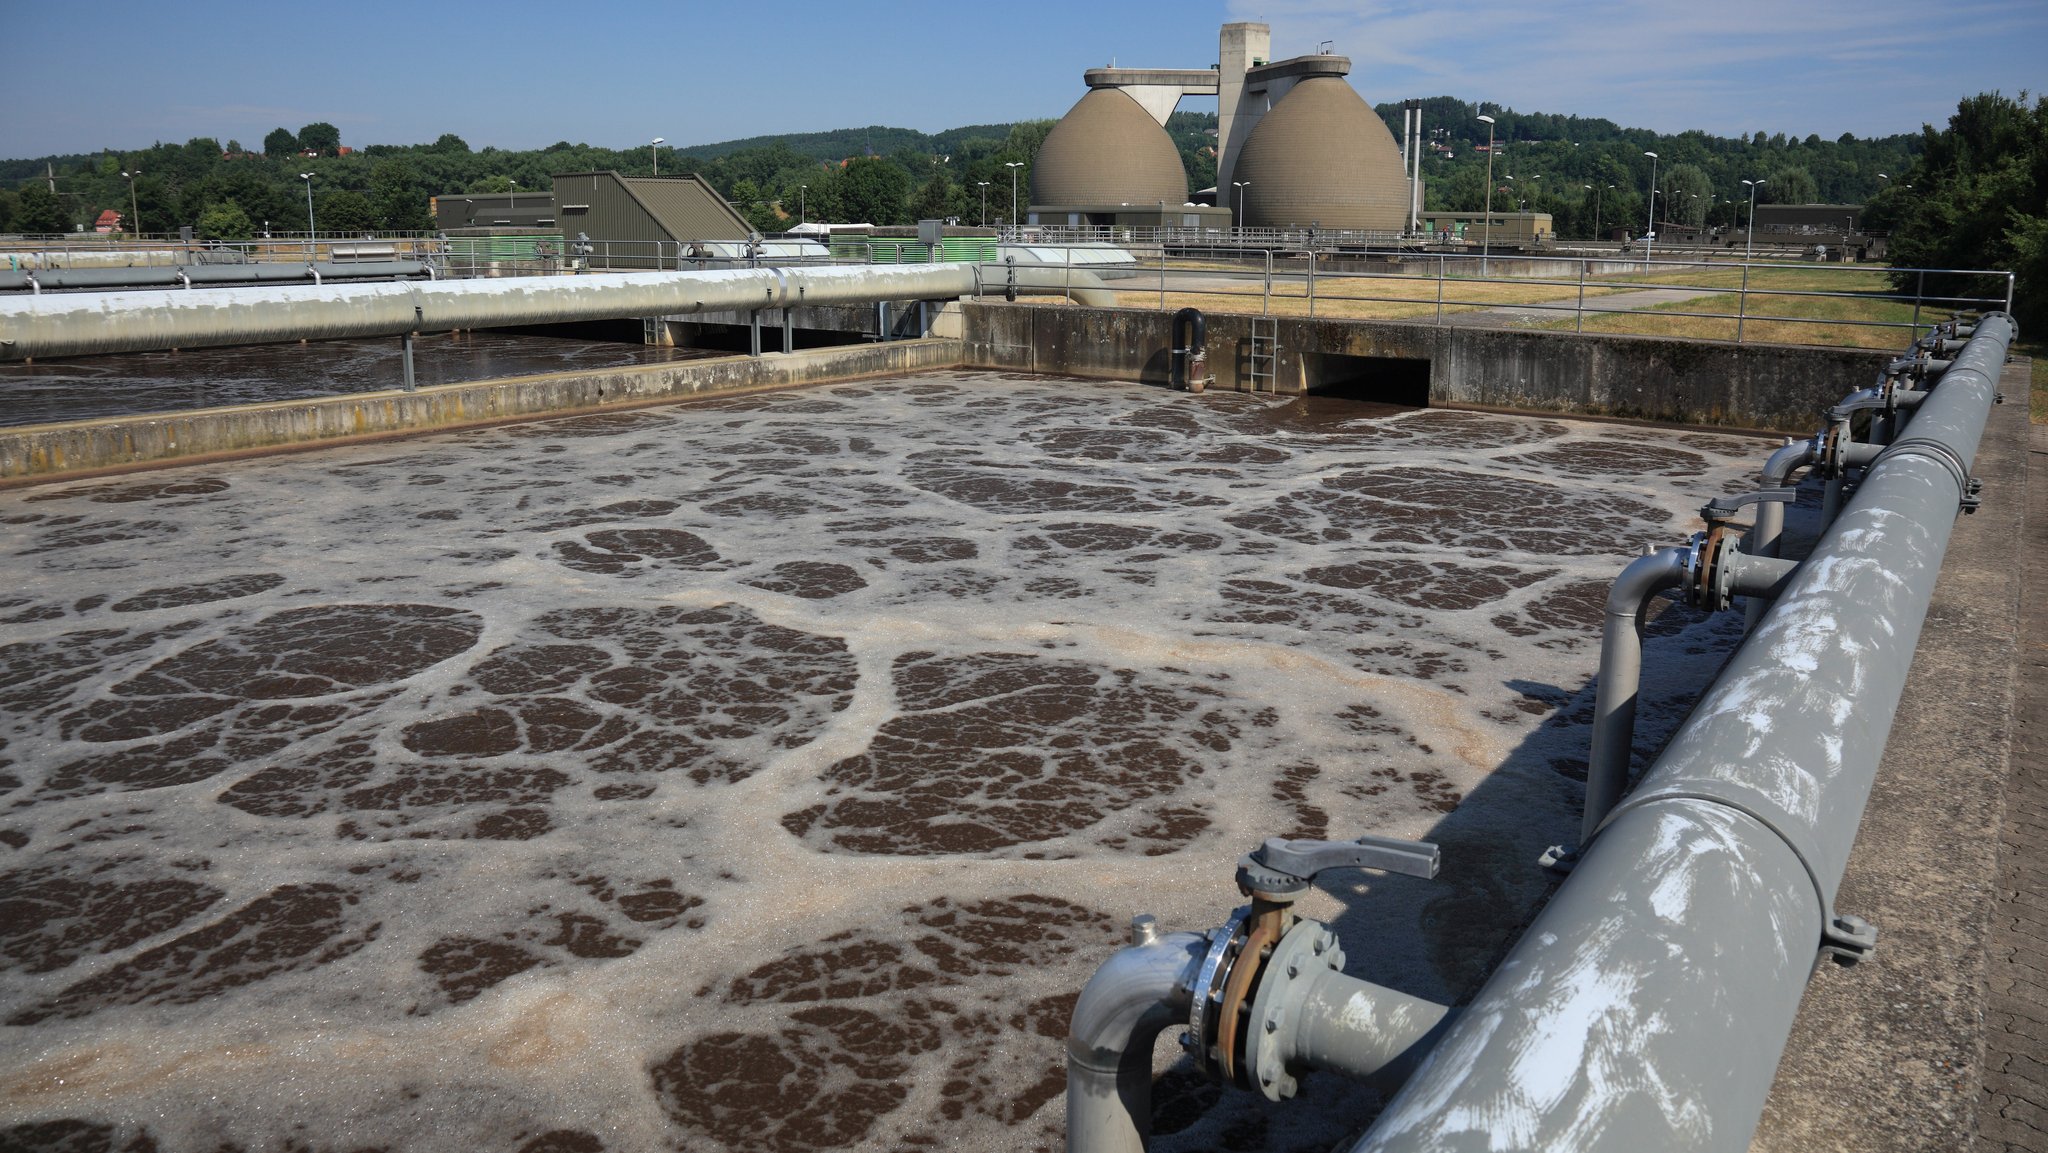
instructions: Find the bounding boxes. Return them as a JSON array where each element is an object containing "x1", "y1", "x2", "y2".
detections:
[{"x1": 1171, "y1": 307, "x2": 1205, "y2": 391}]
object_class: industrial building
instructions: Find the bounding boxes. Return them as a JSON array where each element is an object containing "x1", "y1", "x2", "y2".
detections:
[
  {"x1": 1030, "y1": 22, "x2": 1413, "y2": 232},
  {"x1": 431, "y1": 191, "x2": 556, "y2": 232},
  {"x1": 548, "y1": 172, "x2": 752, "y2": 268},
  {"x1": 433, "y1": 172, "x2": 753, "y2": 271}
]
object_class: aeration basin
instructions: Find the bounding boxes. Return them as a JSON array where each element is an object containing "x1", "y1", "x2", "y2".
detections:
[{"x1": 0, "y1": 372, "x2": 1767, "y2": 1151}]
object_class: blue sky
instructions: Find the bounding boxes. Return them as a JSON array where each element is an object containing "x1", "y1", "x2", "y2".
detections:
[{"x1": 2, "y1": 0, "x2": 2042, "y2": 159}]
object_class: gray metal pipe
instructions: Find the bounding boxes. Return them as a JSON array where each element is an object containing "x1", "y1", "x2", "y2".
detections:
[
  {"x1": 1290, "y1": 969, "x2": 1454, "y2": 1088},
  {"x1": 1357, "y1": 799, "x2": 1822, "y2": 1152},
  {"x1": 0, "y1": 261, "x2": 428, "y2": 293},
  {"x1": 1579, "y1": 546, "x2": 1688, "y2": 846},
  {"x1": 1351, "y1": 313, "x2": 2017, "y2": 1153},
  {"x1": 1749, "y1": 438, "x2": 1817, "y2": 561},
  {"x1": 0, "y1": 263, "x2": 1115, "y2": 361},
  {"x1": 1066, "y1": 929, "x2": 1207, "y2": 1153}
]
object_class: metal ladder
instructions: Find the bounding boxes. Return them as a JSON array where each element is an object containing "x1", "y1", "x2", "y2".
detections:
[{"x1": 1248, "y1": 316, "x2": 1278, "y2": 392}]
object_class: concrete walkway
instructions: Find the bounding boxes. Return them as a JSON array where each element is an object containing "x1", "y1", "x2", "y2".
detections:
[
  {"x1": 1980, "y1": 413, "x2": 2048, "y2": 1151},
  {"x1": 1751, "y1": 357, "x2": 2032, "y2": 1151}
]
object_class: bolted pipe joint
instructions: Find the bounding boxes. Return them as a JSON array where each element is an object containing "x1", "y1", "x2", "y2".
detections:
[{"x1": 1238, "y1": 918, "x2": 1453, "y2": 1103}]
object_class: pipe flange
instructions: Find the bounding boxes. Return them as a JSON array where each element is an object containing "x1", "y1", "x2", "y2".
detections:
[
  {"x1": 1242, "y1": 919, "x2": 1346, "y2": 1101},
  {"x1": 1187, "y1": 906, "x2": 1250, "y2": 1079},
  {"x1": 1700, "y1": 524, "x2": 1737, "y2": 612},
  {"x1": 1680, "y1": 527, "x2": 1738, "y2": 613},
  {"x1": 1820, "y1": 423, "x2": 1847, "y2": 477}
]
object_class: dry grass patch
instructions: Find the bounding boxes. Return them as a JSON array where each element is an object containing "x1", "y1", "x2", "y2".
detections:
[{"x1": 1547, "y1": 290, "x2": 1924, "y2": 350}]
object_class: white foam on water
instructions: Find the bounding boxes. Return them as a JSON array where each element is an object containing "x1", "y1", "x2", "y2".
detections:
[{"x1": 0, "y1": 372, "x2": 1764, "y2": 1152}]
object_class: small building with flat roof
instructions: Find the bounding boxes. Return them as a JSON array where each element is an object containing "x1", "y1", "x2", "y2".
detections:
[
  {"x1": 433, "y1": 193, "x2": 556, "y2": 232},
  {"x1": 550, "y1": 172, "x2": 752, "y2": 269}
]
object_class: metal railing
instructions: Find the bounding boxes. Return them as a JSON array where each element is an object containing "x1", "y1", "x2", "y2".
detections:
[
  {"x1": 995, "y1": 242, "x2": 2013, "y2": 349},
  {"x1": 1, "y1": 230, "x2": 2013, "y2": 349}
]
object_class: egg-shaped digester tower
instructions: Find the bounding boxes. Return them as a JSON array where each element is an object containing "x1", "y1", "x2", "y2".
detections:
[
  {"x1": 1032, "y1": 87, "x2": 1190, "y2": 207},
  {"x1": 1234, "y1": 76, "x2": 1408, "y2": 231}
]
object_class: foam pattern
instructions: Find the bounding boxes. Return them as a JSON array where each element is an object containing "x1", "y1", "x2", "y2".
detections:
[{"x1": 0, "y1": 372, "x2": 1766, "y2": 1151}]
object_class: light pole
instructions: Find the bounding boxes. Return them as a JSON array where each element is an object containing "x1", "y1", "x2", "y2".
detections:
[
  {"x1": 120, "y1": 169, "x2": 140, "y2": 238},
  {"x1": 1477, "y1": 114, "x2": 1495, "y2": 273},
  {"x1": 300, "y1": 172, "x2": 316, "y2": 258},
  {"x1": 800, "y1": 184, "x2": 807, "y2": 226},
  {"x1": 976, "y1": 181, "x2": 989, "y2": 226},
  {"x1": 1742, "y1": 178, "x2": 1765, "y2": 261},
  {"x1": 651, "y1": 137, "x2": 664, "y2": 176},
  {"x1": 1642, "y1": 150, "x2": 1659, "y2": 268},
  {"x1": 1004, "y1": 161, "x2": 1023, "y2": 231},
  {"x1": 1583, "y1": 184, "x2": 1594, "y2": 240},
  {"x1": 507, "y1": 179, "x2": 517, "y2": 222},
  {"x1": 1233, "y1": 180, "x2": 1250, "y2": 230}
]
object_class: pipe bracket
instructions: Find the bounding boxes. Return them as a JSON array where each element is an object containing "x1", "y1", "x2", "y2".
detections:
[{"x1": 1820, "y1": 911, "x2": 1879, "y2": 966}]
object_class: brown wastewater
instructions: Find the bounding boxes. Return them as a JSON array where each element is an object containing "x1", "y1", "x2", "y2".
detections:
[{"x1": 0, "y1": 371, "x2": 1767, "y2": 1152}]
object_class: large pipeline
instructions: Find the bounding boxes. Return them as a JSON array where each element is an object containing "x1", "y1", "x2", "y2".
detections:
[
  {"x1": 0, "y1": 262, "x2": 1114, "y2": 361},
  {"x1": 0, "y1": 261, "x2": 430, "y2": 294},
  {"x1": 1352, "y1": 313, "x2": 2017, "y2": 1152}
]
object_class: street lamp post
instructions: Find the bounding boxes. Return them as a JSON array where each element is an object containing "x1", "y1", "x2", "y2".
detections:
[
  {"x1": 1004, "y1": 161, "x2": 1023, "y2": 231},
  {"x1": 1642, "y1": 150, "x2": 1659, "y2": 268},
  {"x1": 120, "y1": 169, "x2": 140, "y2": 238},
  {"x1": 300, "y1": 172, "x2": 316, "y2": 258},
  {"x1": 1477, "y1": 114, "x2": 1496, "y2": 273},
  {"x1": 800, "y1": 184, "x2": 807, "y2": 226},
  {"x1": 651, "y1": 137, "x2": 664, "y2": 176},
  {"x1": 1742, "y1": 178, "x2": 1765, "y2": 261},
  {"x1": 1233, "y1": 180, "x2": 1250, "y2": 230},
  {"x1": 976, "y1": 181, "x2": 989, "y2": 227},
  {"x1": 508, "y1": 179, "x2": 517, "y2": 222}
]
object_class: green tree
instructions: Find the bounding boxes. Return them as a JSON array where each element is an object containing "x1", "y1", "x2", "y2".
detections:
[
  {"x1": 298, "y1": 122, "x2": 342, "y2": 156},
  {"x1": 320, "y1": 189, "x2": 375, "y2": 233},
  {"x1": 1766, "y1": 165, "x2": 1819, "y2": 204},
  {"x1": 832, "y1": 157, "x2": 911, "y2": 225},
  {"x1": 432, "y1": 133, "x2": 470, "y2": 154},
  {"x1": 1889, "y1": 91, "x2": 2047, "y2": 330},
  {"x1": 911, "y1": 172, "x2": 958, "y2": 221},
  {"x1": 369, "y1": 159, "x2": 429, "y2": 230},
  {"x1": 195, "y1": 201, "x2": 252, "y2": 241},
  {"x1": 1662, "y1": 163, "x2": 1714, "y2": 227},
  {"x1": 264, "y1": 127, "x2": 299, "y2": 156},
  {"x1": 15, "y1": 182, "x2": 70, "y2": 233}
]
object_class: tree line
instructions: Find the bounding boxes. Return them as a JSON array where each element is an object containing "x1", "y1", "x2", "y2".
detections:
[
  {"x1": 0, "y1": 104, "x2": 1917, "y2": 242},
  {"x1": 1873, "y1": 90, "x2": 2045, "y2": 332},
  {"x1": 2, "y1": 97, "x2": 2037, "y2": 330},
  {"x1": 1385, "y1": 96, "x2": 1920, "y2": 237}
]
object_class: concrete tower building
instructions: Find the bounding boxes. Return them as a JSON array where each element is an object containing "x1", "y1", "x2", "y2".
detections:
[
  {"x1": 1029, "y1": 21, "x2": 1414, "y2": 233},
  {"x1": 1031, "y1": 88, "x2": 1190, "y2": 208},
  {"x1": 1232, "y1": 71, "x2": 1409, "y2": 230}
]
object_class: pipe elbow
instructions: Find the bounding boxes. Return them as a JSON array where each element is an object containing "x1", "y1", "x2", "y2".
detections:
[
  {"x1": 1761, "y1": 440, "x2": 1817, "y2": 486},
  {"x1": 1604, "y1": 547, "x2": 1689, "y2": 623},
  {"x1": 1067, "y1": 930, "x2": 1206, "y2": 1071}
]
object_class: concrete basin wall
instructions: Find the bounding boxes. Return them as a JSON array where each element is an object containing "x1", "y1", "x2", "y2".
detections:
[
  {"x1": 962, "y1": 302, "x2": 1890, "y2": 433},
  {"x1": 0, "y1": 338, "x2": 960, "y2": 484}
]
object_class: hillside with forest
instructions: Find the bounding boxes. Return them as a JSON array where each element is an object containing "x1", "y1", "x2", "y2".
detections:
[{"x1": 0, "y1": 99, "x2": 1923, "y2": 243}]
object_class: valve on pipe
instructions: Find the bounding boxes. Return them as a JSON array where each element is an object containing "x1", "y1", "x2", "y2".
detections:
[
  {"x1": 1565, "y1": 493, "x2": 1801, "y2": 861},
  {"x1": 1186, "y1": 836, "x2": 1444, "y2": 1098},
  {"x1": 1067, "y1": 833, "x2": 1451, "y2": 1152}
]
